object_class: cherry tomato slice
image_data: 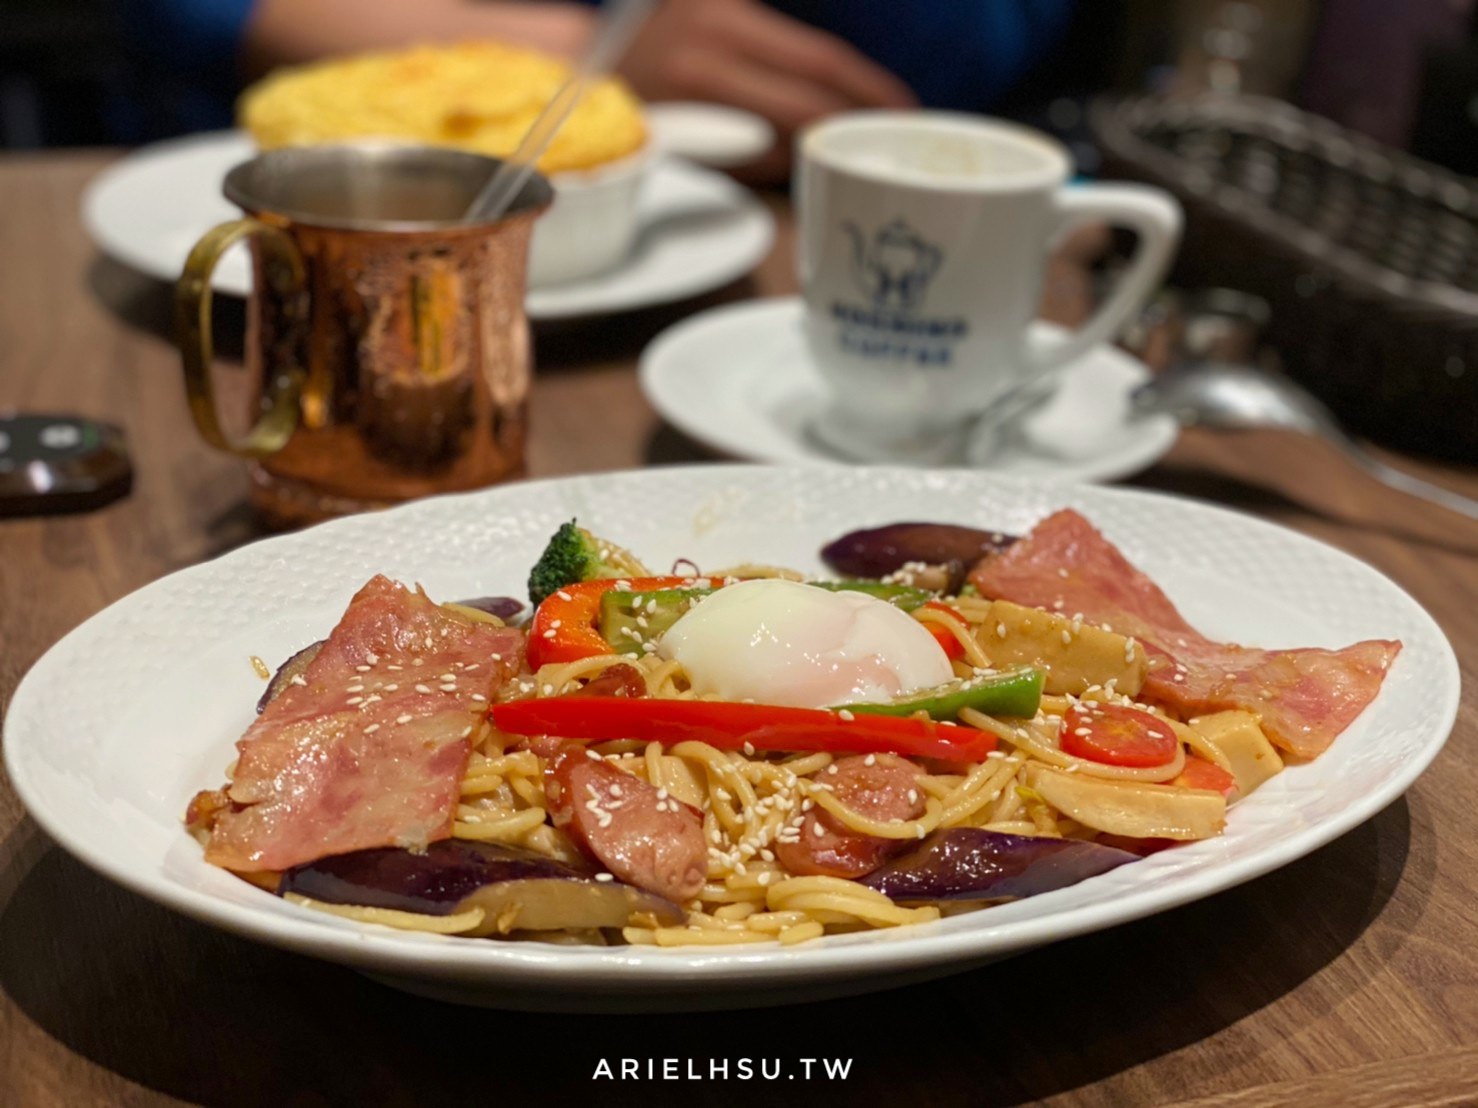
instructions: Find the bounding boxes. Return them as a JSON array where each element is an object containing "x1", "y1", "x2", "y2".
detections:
[
  {"x1": 1059, "y1": 702, "x2": 1179, "y2": 768},
  {"x1": 1173, "y1": 755, "x2": 1238, "y2": 797}
]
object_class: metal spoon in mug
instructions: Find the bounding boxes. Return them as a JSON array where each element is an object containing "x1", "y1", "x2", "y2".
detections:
[
  {"x1": 463, "y1": 0, "x2": 657, "y2": 223},
  {"x1": 1131, "y1": 361, "x2": 1478, "y2": 520}
]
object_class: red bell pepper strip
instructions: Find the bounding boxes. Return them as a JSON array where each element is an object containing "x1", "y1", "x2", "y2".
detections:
[
  {"x1": 921, "y1": 601, "x2": 970, "y2": 660},
  {"x1": 526, "y1": 575, "x2": 698, "y2": 669},
  {"x1": 490, "y1": 696, "x2": 998, "y2": 763}
]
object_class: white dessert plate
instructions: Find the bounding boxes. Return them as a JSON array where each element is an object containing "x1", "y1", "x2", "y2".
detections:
[
  {"x1": 3, "y1": 466, "x2": 1455, "y2": 1011},
  {"x1": 640, "y1": 298, "x2": 1180, "y2": 480},
  {"x1": 80, "y1": 130, "x2": 775, "y2": 322}
]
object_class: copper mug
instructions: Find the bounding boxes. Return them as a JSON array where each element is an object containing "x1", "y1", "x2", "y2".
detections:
[{"x1": 175, "y1": 144, "x2": 552, "y2": 527}]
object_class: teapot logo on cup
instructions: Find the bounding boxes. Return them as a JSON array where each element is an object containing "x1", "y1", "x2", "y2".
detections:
[{"x1": 834, "y1": 218, "x2": 964, "y2": 368}]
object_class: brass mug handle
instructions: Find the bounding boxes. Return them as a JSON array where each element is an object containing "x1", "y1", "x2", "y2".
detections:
[{"x1": 175, "y1": 218, "x2": 307, "y2": 458}]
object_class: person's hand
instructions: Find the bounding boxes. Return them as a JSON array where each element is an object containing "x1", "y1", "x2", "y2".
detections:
[{"x1": 618, "y1": 0, "x2": 916, "y2": 179}]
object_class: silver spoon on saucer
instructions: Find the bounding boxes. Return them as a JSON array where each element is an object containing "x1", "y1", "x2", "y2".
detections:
[{"x1": 1131, "y1": 361, "x2": 1478, "y2": 521}]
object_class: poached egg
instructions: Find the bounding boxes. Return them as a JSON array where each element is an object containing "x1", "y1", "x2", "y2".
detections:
[{"x1": 656, "y1": 578, "x2": 952, "y2": 709}]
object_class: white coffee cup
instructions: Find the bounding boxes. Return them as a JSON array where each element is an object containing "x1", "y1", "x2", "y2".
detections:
[{"x1": 796, "y1": 111, "x2": 1182, "y2": 460}]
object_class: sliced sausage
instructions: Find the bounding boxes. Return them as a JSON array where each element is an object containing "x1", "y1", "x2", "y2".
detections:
[
  {"x1": 775, "y1": 754, "x2": 925, "y2": 878},
  {"x1": 545, "y1": 748, "x2": 707, "y2": 902},
  {"x1": 565, "y1": 663, "x2": 646, "y2": 699}
]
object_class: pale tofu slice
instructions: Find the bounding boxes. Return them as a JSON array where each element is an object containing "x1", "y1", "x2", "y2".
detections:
[
  {"x1": 1189, "y1": 711, "x2": 1284, "y2": 797},
  {"x1": 981, "y1": 600, "x2": 1147, "y2": 697},
  {"x1": 1023, "y1": 764, "x2": 1226, "y2": 841}
]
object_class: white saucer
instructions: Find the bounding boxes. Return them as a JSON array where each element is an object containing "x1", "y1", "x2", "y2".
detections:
[
  {"x1": 640, "y1": 297, "x2": 1180, "y2": 481},
  {"x1": 80, "y1": 130, "x2": 775, "y2": 322}
]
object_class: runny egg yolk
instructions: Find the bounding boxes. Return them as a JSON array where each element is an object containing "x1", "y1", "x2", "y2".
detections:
[{"x1": 656, "y1": 578, "x2": 953, "y2": 709}]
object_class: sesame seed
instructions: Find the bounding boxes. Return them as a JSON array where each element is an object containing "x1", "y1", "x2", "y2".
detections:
[
  {"x1": 415, "y1": 683, "x2": 432, "y2": 694},
  {"x1": 996, "y1": 623, "x2": 1008, "y2": 639},
  {"x1": 289, "y1": 675, "x2": 307, "y2": 687},
  {"x1": 470, "y1": 694, "x2": 487, "y2": 703},
  {"x1": 383, "y1": 684, "x2": 399, "y2": 692},
  {"x1": 656, "y1": 788, "x2": 669, "y2": 800},
  {"x1": 542, "y1": 630, "x2": 556, "y2": 640},
  {"x1": 594, "y1": 873, "x2": 614, "y2": 883},
  {"x1": 439, "y1": 682, "x2": 457, "y2": 692},
  {"x1": 586, "y1": 749, "x2": 602, "y2": 761},
  {"x1": 915, "y1": 825, "x2": 926, "y2": 839},
  {"x1": 355, "y1": 665, "x2": 371, "y2": 672},
  {"x1": 758, "y1": 872, "x2": 773, "y2": 886},
  {"x1": 396, "y1": 714, "x2": 413, "y2": 724},
  {"x1": 907, "y1": 789, "x2": 918, "y2": 804},
  {"x1": 837, "y1": 709, "x2": 855, "y2": 722},
  {"x1": 742, "y1": 742, "x2": 755, "y2": 757},
  {"x1": 1060, "y1": 630, "x2": 1072, "y2": 645},
  {"x1": 864, "y1": 754, "x2": 876, "y2": 766},
  {"x1": 460, "y1": 725, "x2": 474, "y2": 738},
  {"x1": 465, "y1": 664, "x2": 480, "y2": 672},
  {"x1": 811, "y1": 821, "x2": 825, "y2": 837},
  {"x1": 346, "y1": 696, "x2": 364, "y2": 705},
  {"x1": 363, "y1": 724, "x2": 380, "y2": 734},
  {"x1": 556, "y1": 590, "x2": 573, "y2": 602},
  {"x1": 387, "y1": 664, "x2": 403, "y2": 672}
]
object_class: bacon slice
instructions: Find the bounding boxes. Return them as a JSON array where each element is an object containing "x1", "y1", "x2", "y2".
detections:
[
  {"x1": 202, "y1": 575, "x2": 524, "y2": 871},
  {"x1": 970, "y1": 510, "x2": 1400, "y2": 758}
]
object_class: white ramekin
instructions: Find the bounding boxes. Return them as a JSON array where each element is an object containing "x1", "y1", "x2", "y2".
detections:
[{"x1": 528, "y1": 147, "x2": 649, "y2": 287}]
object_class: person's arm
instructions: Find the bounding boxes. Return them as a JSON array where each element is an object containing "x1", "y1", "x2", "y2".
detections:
[
  {"x1": 242, "y1": 0, "x2": 594, "y2": 76},
  {"x1": 618, "y1": 0, "x2": 915, "y2": 135}
]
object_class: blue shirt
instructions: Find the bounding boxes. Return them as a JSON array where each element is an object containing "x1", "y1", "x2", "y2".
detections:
[
  {"x1": 771, "y1": 0, "x2": 1077, "y2": 111},
  {"x1": 115, "y1": 0, "x2": 1078, "y2": 138}
]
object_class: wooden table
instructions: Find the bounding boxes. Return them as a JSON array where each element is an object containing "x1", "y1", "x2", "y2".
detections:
[{"x1": 3, "y1": 151, "x2": 1478, "y2": 1108}]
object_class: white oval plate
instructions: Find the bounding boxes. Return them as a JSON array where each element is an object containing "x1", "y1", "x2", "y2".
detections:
[
  {"x1": 80, "y1": 130, "x2": 774, "y2": 322},
  {"x1": 3, "y1": 466, "x2": 1456, "y2": 1011},
  {"x1": 640, "y1": 298, "x2": 1179, "y2": 481}
]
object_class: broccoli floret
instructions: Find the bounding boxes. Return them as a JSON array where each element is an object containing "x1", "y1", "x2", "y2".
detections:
[{"x1": 527, "y1": 520, "x2": 649, "y2": 607}]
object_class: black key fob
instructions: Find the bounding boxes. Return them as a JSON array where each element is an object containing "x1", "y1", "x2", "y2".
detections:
[{"x1": 0, "y1": 414, "x2": 133, "y2": 517}]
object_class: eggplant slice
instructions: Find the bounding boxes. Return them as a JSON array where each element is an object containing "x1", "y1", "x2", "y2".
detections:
[
  {"x1": 279, "y1": 840, "x2": 686, "y2": 935},
  {"x1": 821, "y1": 523, "x2": 1016, "y2": 585},
  {"x1": 861, "y1": 828, "x2": 1138, "y2": 903},
  {"x1": 256, "y1": 641, "x2": 324, "y2": 714}
]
